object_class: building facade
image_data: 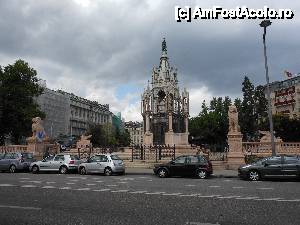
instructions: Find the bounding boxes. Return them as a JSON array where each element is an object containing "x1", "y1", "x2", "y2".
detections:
[
  {"x1": 267, "y1": 75, "x2": 300, "y2": 118},
  {"x1": 124, "y1": 121, "x2": 143, "y2": 146},
  {"x1": 36, "y1": 88, "x2": 70, "y2": 138},
  {"x1": 36, "y1": 87, "x2": 112, "y2": 138},
  {"x1": 57, "y1": 90, "x2": 112, "y2": 137},
  {"x1": 141, "y1": 39, "x2": 189, "y2": 146}
]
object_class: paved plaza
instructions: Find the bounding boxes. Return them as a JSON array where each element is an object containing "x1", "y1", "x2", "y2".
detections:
[{"x1": 0, "y1": 172, "x2": 299, "y2": 225}]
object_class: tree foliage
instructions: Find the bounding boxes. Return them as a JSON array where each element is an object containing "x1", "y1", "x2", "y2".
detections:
[
  {"x1": 0, "y1": 60, "x2": 45, "y2": 144},
  {"x1": 87, "y1": 123, "x2": 130, "y2": 147}
]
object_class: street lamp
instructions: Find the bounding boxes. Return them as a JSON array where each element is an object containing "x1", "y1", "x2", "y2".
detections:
[{"x1": 260, "y1": 20, "x2": 276, "y2": 156}]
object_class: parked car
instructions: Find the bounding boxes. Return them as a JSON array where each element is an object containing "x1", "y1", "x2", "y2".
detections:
[
  {"x1": 0, "y1": 152, "x2": 35, "y2": 173},
  {"x1": 238, "y1": 155, "x2": 300, "y2": 181},
  {"x1": 153, "y1": 155, "x2": 213, "y2": 179},
  {"x1": 30, "y1": 154, "x2": 81, "y2": 174},
  {"x1": 78, "y1": 154, "x2": 125, "y2": 176}
]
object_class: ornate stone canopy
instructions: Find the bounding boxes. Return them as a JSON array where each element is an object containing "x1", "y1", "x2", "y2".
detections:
[{"x1": 141, "y1": 39, "x2": 189, "y2": 146}]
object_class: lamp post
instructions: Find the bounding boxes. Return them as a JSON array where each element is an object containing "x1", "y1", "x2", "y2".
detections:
[{"x1": 260, "y1": 20, "x2": 276, "y2": 156}]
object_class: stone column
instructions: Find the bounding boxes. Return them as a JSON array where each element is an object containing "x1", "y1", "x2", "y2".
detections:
[
  {"x1": 145, "y1": 113, "x2": 150, "y2": 132},
  {"x1": 168, "y1": 112, "x2": 173, "y2": 132},
  {"x1": 185, "y1": 116, "x2": 188, "y2": 133}
]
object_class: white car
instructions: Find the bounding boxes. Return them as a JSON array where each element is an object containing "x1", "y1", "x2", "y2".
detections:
[
  {"x1": 78, "y1": 154, "x2": 125, "y2": 176},
  {"x1": 30, "y1": 154, "x2": 81, "y2": 174}
]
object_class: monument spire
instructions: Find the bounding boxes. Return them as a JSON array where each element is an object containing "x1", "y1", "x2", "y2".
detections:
[{"x1": 162, "y1": 38, "x2": 167, "y2": 54}]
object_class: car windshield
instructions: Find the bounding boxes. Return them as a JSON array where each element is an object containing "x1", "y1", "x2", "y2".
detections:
[
  {"x1": 254, "y1": 157, "x2": 269, "y2": 164},
  {"x1": 44, "y1": 155, "x2": 54, "y2": 161},
  {"x1": 70, "y1": 155, "x2": 80, "y2": 160},
  {"x1": 0, "y1": 153, "x2": 5, "y2": 159},
  {"x1": 111, "y1": 155, "x2": 121, "y2": 160},
  {"x1": 22, "y1": 153, "x2": 33, "y2": 159}
]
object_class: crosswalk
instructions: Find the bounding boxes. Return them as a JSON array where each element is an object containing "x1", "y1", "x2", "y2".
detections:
[{"x1": 1, "y1": 181, "x2": 299, "y2": 203}]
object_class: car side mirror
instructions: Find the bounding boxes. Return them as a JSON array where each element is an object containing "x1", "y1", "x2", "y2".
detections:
[
  {"x1": 170, "y1": 161, "x2": 175, "y2": 165},
  {"x1": 263, "y1": 162, "x2": 269, "y2": 167}
]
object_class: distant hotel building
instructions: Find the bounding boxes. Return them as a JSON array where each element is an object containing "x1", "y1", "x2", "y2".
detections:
[
  {"x1": 57, "y1": 90, "x2": 112, "y2": 136},
  {"x1": 268, "y1": 75, "x2": 300, "y2": 118},
  {"x1": 124, "y1": 121, "x2": 143, "y2": 146},
  {"x1": 36, "y1": 85, "x2": 112, "y2": 138}
]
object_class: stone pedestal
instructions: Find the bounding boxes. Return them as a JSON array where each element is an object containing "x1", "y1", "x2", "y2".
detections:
[
  {"x1": 165, "y1": 132, "x2": 189, "y2": 146},
  {"x1": 226, "y1": 132, "x2": 245, "y2": 169},
  {"x1": 143, "y1": 132, "x2": 153, "y2": 145},
  {"x1": 27, "y1": 140, "x2": 50, "y2": 160}
]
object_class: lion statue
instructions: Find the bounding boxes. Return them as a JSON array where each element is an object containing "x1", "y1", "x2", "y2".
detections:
[
  {"x1": 228, "y1": 105, "x2": 240, "y2": 133},
  {"x1": 27, "y1": 117, "x2": 48, "y2": 142}
]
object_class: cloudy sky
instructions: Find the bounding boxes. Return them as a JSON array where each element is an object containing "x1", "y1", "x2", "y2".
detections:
[{"x1": 0, "y1": 0, "x2": 299, "y2": 121}]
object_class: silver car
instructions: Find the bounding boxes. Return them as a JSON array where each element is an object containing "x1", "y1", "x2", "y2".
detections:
[
  {"x1": 78, "y1": 154, "x2": 125, "y2": 176},
  {"x1": 30, "y1": 154, "x2": 81, "y2": 174}
]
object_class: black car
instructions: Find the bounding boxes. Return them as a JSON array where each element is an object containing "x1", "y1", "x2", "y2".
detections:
[
  {"x1": 153, "y1": 155, "x2": 213, "y2": 179},
  {"x1": 238, "y1": 155, "x2": 300, "y2": 181}
]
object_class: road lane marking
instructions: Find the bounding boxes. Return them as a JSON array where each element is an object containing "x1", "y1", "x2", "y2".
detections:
[
  {"x1": 208, "y1": 186, "x2": 220, "y2": 188},
  {"x1": 59, "y1": 187, "x2": 71, "y2": 190},
  {"x1": 235, "y1": 197, "x2": 259, "y2": 200},
  {"x1": 21, "y1": 185, "x2": 36, "y2": 188},
  {"x1": 129, "y1": 191, "x2": 147, "y2": 194},
  {"x1": 163, "y1": 193, "x2": 182, "y2": 196},
  {"x1": 185, "y1": 184, "x2": 196, "y2": 187},
  {"x1": 217, "y1": 196, "x2": 241, "y2": 199},
  {"x1": 147, "y1": 180, "x2": 153, "y2": 182},
  {"x1": 86, "y1": 184, "x2": 96, "y2": 186},
  {"x1": 117, "y1": 182, "x2": 128, "y2": 184},
  {"x1": 106, "y1": 184, "x2": 117, "y2": 187},
  {"x1": 257, "y1": 188, "x2": 274, "y2": 190},
  {"x1": 66, "y1": 183, "x2": 75, "y2": 185},
  {"x1": 95, "y1": 181, "x2": 104, "y2": 183},
  {"x1": 145, "y1": 192, "x2": 165, "y2": 195},
  {"x1": 19, "y1": 178, "x2": 30, "y2": 180},
  {"x1": 223, "y1": 180, "x2": 232, "y2": 182},
  {"x1": 46, "y1": 182, "x2": 56, "y2": 184},
  {"x1": 42, "y1": 186, "x2": 56, "y2": 189},
  {"x1": 93, "y1": 189, "x2": 111, "y2": 192},
  {"x1": 178, "y1": 194, "x2": 199, "y2": 197},
  {"x1": 0, "y1": 184, "x2": 16, "y2": 187},
  {"x1": 67, "y1": 177, "x2": 78, "y2": 179},
  {"x1": 69, "y1": 180, "x2": 79, "y2": 182},
  {"x1": 111, "y1": 190, "x2": 129, "y2": 193},
  {"x1": 0, "y1": 205, "x2": 41, "y2": 210},
  {"x1": 197, "y1": 195, "x2": 221, "y2": 198},
  {"x1": 276, "y1": 199, "x2": 300, "y2": 202},
  {"x1": 254, "y1": 198, "x2": 282, "y2": 201},
  {"x1": 75, "y1": 188, "x2": 90, "y2": 191},
  {"x1": 232, "y1": 186, "x2": 244, "y2": 189}
]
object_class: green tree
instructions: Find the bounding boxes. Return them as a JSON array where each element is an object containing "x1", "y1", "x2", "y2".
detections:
[
  {"x1": 254, "y1": 85, "x2": 268, "y2": 131},
  {"x1": 0, "y1": 60, "x2": 44, "y2": 144},
  {"x1": 240, "y1": 76, "x2": 256, "y2": 140}
]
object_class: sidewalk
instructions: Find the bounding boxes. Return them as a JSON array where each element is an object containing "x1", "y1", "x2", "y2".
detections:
[{"x1": 125, "y1": 167, "x2": 238, "y2": 178}]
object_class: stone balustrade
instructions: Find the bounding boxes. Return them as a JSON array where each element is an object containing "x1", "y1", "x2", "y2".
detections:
[
  {"x1": 0, "y1": 145, "x2": 28, "y2": 153},
  {"x1": 242, "y1": 142, "x2": 300, "y2": 156}
]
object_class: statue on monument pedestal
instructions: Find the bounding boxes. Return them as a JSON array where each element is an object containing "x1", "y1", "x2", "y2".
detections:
[
  {"x1": 26, "y1": 117, "x2": 49, "y2": 143},
  {"x1": 228, "y1": 105, "x2": 240, "y2": 133}
]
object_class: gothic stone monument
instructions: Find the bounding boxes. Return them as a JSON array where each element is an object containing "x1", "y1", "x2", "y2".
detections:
[
  {"x1": 226, "y1": 105, "x2": 245, "y2": 169},
  {"x1": 141, "y1": 38, "x2": 189, "y2": 147}
]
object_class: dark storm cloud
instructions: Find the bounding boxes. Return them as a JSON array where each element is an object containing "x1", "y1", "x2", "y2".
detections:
[{"x1": 0, "y1": 0, "x2": 299, "y2": 100}]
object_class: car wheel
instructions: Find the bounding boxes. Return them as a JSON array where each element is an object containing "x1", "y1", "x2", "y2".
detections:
[
  {"x1": 32, "y1": 165, "x2": 39, "y2": 174},
  {"x1": 157, "y1": 168, "x2": 168, "y2": 178},
  {"x1": 104, "y1": 168, "x2": 112, "y2": 176},
  {"x1": 197, "y1": 169, "x2": 207, "y2": 179},
  {"x1": 79, "y1": 167, "x2": 87, "y2": 175},
  {"x1": 9, "y1": 165, "x2": 17, "y2": 173},
  {"x1": 248, "y1": 170, "x2": 260, "y2": 181},
  {"x1": 59, "y1": 166, "x2": 68, "y2": 174}
]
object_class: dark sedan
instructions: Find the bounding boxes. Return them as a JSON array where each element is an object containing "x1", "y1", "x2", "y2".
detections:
[
  {"x1": 238, "y1": 155, "x2": 300, "y2": 181},
  {"x1": 153, "y1": 155, "x2": 213, "y2": 179}
]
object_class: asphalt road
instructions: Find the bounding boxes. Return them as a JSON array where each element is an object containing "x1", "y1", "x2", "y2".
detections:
[{"x1": 0, "y1": 172, "x2": 299, "y2": 225}]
